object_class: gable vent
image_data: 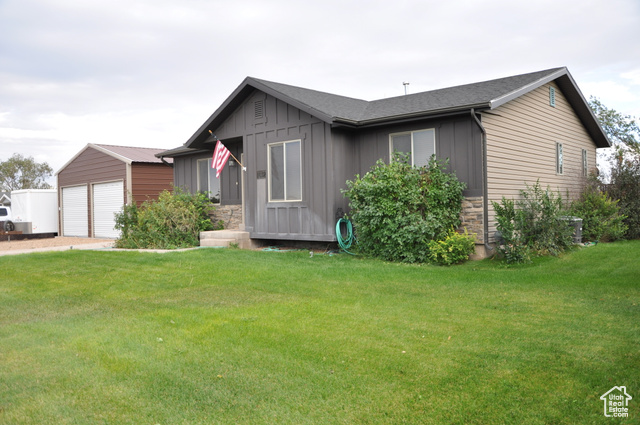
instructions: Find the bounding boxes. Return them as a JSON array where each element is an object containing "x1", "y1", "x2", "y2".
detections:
[
  {"x1": 254, "y1": 100, "x2": 264, "y2": 120},
  {"x1": 549, "y1": 86, "x2": 556, "y2": 107}
]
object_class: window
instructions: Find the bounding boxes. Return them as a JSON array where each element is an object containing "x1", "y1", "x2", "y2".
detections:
[
  {"x1": 556, "y1": 143, "x2": 563, "y2": 175},
  {"x1": 197, "y1": 158, "x2": 221, "y2": 203},
  {"x1": 390, "y1": 128, "x2": 435, "y2": 167},
  {"x1": 268, "y1": 140, "x2": 301, "y2": 202},
  {"x1": 582, "y1": 149, "x2": 588, "y2": 176}
]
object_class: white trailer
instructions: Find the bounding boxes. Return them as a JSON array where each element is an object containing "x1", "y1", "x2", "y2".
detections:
[{"x1": 10, "y1": 189, "x2": 59, "y2": 234}]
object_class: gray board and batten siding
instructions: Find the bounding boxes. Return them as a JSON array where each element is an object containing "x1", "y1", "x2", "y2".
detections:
[
  {"x1": 173, "y1": 89, "x2": 483, "y2": 242},
  {"x1": 164, "y1": 68, "x2": 610, "y2": 245},
  {"x1": 175, "y1": 89, "x2": 341, "y2": 241}
]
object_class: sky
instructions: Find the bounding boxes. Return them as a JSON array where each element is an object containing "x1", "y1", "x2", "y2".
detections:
[{"x1": 1, "y1": 0, "x2": 639, "y2": 183}]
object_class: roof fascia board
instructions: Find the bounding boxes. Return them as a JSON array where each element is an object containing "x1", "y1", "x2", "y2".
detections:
[
  {"x1": 489, "y1": 68, "x2": 568, "y2": 109},
  {"x1": 57, "y1": 143, "x2": 135, "y2": 176},
  {"x1": 156, "y1": 148, "x2": 211, "y2": 158},
  {"x1": 55, "y1": 143, "x2": 92, "y2": 175},
  {"x1": 185, "y1": 77, "x2": 334, "y2": 149},
  {"x1": 488, "y1": 67, "x2": 610, "y2": 148},
  {"x1": 556, "y1": 72, "x2": 611, "y2": 148},
  {"x1": 184, "y1": 78, "x2": 257, "y2": 148},
  {"x1": 90, "y1": 144, "x2": 134, "y2": 165},
  {"x1": 333, "y1": 105, "x2": 491, "y2": 128}
]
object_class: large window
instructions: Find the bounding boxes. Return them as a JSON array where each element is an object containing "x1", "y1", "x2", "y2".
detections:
[
  {"x1": 556, "y1": 143, "x2": 564, "y2": 175},
  {"x1": 269, "y1": 140, "x2": 301, "y2": 202},
  {"x1": 197, "y1": 158, "x2": 221, "y2": 203},
  {"x1": 390, "y1": 129, "x2": 436, "y2": 167}
]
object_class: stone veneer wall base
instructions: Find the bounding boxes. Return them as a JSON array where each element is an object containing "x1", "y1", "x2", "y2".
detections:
[{"x1": 209, "y1": 204, "x2": 243, "y2": 230}]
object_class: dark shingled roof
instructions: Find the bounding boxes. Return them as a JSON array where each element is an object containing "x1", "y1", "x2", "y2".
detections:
[
  {"x1": 251, "y1": 68, "x2": 567, "y2": 124},
  {"x1": 157, "y1": 66, "x2": 609, "y2": 156}
]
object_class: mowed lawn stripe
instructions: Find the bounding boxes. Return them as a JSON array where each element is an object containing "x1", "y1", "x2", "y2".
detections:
[{"x1": 0, "y1": 242, "x2": 638, "y2": 424}]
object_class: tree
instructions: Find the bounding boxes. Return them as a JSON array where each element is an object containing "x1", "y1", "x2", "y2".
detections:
[
  {"x1": 590, "y1": 96, "x2": 640, "y2": 152},
  {"x1": 589, "y1": 97, "x2": 640, "y2": 239},
  {"x1": 0, "y1": 154, "x2": 54, "y2": 191}
]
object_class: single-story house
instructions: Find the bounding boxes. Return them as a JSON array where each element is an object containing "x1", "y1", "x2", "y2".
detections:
[
  {"x1": 158, "y1": 67, "x2": 610, "y2": 255},
  {"x1": 56, "y1": 144, "x2": 174, "y2": 238}
]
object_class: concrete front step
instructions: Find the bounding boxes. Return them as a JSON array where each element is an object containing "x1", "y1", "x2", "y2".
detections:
[{"x1": 199, "y1": 230, "x2": 261, "y2": 249}]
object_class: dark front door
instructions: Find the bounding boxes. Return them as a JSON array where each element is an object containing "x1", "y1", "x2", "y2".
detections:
[{"x1": 221, "y1": 140, "x2": 243, "y2": 205}]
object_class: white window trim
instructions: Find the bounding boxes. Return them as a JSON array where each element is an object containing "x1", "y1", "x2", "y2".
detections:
[
  {"x1": 197, "y1": 157, "x2": 221, "y2": 203},
  {"x1": 388, "y1": 128, "x2": 436, "y2": 166},
  {"x1": 556, "y1": 142, "x2": 564, "y2": 175},
  {"x1": 267, "y1": 139, "x2": 302, "y2": 203},
  {"x1": 582, "y1": 149, "x2": 588, "y2": 177}
]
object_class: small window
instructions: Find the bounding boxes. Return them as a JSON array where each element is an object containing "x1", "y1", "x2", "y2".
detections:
[
  {"x1": 390, "y1": 128, "x2": 436, "y2": 167},
  {"x1": 556, "y1": 143, "x2": 563, "y2": 175},
  {"x1": 197, "y1": 158, "x2": 221, "y2": 203},
  {"x1": 0, "y1": 208, "x2": 7, "y2": 217},
  {"x1": 582, "y1": 149, "x2": 588, "y2": 176},
  {"x1": 268, "y1": 140, "x2": 302, "y2": 202},
  {"x1": 549, "y1": 87, "x2": 556, "y2": 107}
]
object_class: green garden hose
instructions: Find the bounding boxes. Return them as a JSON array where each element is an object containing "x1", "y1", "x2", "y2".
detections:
[{"x1": 336, "y1": 218, "x2": 356, "y2": 255}]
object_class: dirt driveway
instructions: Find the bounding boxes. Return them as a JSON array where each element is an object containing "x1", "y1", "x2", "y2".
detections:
[{"x1": 0, "y1": 236, "x2": 115, "y2": 255}]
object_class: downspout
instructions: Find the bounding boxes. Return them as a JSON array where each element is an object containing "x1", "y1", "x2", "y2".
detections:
[{"x1": 470, "y1": 108, "x2": 493, "y2": 254}]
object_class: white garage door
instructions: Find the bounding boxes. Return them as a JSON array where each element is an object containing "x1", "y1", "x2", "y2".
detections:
[
  {"x1": 62, "y1": 185, "x2": 88, "y2": 237},
  {"x1": 93, "y1": 181, "x2": 124, "y2": 239}
]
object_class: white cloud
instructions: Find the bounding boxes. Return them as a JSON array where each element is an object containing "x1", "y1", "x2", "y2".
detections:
[
  {"x1": 1, "y1": 0, "x2": 640, "y2": 176},
  {"x1": 622, "y1": 69, "x2": 640, "y2": 86}
]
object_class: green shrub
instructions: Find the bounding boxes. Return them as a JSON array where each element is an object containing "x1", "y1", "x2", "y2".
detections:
[
  {"x1": 492, "y1": 197, "x2": 531, "y2": 264},
  {"x1": 517, "y1": 181, "x2": 573, "y2": 256},
  {"x1": 605, "y1": 156, "x2": 640, "y2": 239},
  {"x1": 114, "y1": 187, "x2": 217, "y2": 249},
  {"x1": 114, "y1": 201, "x2": 139, "y2": 246},
  {"x1": 569, "y1": 182, "x2": 627, "y2": 242},
  {"x1": 427, "y1": 228, "x2": 476, "y2": 265},
  {"x1": 344, "y1": 154, "x2": 465, "y2": 263},
  {"x1": 492, "y1": 181, "x2": 572, "y2": 263}
]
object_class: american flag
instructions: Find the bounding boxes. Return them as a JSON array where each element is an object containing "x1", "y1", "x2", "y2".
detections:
[{"x1": 212, "y1": 140, "x2": 231, "y2": 178}]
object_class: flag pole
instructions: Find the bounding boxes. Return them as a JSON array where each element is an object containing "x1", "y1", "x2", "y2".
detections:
[{"x1": 209, "y1": 130, "x2": 246, "y2": 170}]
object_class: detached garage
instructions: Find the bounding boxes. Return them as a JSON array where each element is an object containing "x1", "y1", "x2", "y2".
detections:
[{"x1": 56, "y1": 144, "x2": 173, "y2": 238}]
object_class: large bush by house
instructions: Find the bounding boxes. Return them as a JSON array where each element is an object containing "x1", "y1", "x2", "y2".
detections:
[
  {"x1": 569, "y1": 180, "x2": 627, "y2": 242},
  {"x1": 343, "y1": 154, "x2": 466, "y2": 263},
  {"x1": 115, "y1": 188, "x2": 217, "y2": 249}
]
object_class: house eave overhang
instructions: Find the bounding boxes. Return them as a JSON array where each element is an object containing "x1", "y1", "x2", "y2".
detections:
[
  {"x1": 331, "y1": 104, "x2": 492, "y2": 128},
  {"x1": 155, "y1": 147, "x2": 211, "y2": 159}
]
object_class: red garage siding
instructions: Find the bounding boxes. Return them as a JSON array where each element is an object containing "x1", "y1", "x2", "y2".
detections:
[{"x1": 131, "y1": 163, "x2": 174, "y2": 205}]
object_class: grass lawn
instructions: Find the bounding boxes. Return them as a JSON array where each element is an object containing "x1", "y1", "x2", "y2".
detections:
[{"x1": 0, "y1": 242, "x2": 638, "y2": 424}]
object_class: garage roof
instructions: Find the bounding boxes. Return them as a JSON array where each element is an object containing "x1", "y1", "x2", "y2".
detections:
[{"x1": 56, "y1": 144, "x2": 173, "y2": 175}]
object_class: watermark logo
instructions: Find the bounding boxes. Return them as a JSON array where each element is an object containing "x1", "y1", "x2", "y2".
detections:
[{"x1": 600, "y1": 386, "x2": 632, "y2": 418}]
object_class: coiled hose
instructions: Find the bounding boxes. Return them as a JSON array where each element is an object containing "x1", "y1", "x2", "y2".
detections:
[{"x1": 336, "y1": 218, "x2": 356, "y2": 255}]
